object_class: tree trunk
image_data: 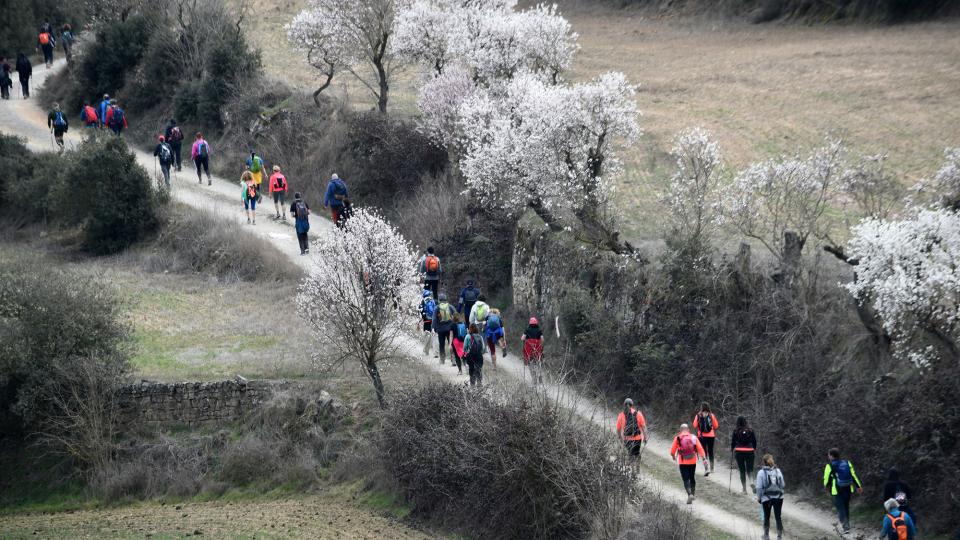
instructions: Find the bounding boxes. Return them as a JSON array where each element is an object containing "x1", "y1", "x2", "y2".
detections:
[
  {"x1": 529, "y1": 199, "x2": 563, "y2": 232},
  {"x1": 373, "y1": 37, "x2": 389, "y2": 114},
  {"x1": 776, "y1": 230, "x2": 802, "y2": 285},
  {"x1": 365, "y1": 360, "x2": 388, "y2": 409},
  {"x1": 313, "y1": 72, "x2": 334, "y2": 107}
]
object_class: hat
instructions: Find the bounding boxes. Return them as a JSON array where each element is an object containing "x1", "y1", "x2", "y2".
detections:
[
  {"x1": 529, "y1": 317, "x2": 539, "y2": 325},
  {"x1": 438, "y1": 292, "x2": 448, "y2": 301},
  {"x1": 680, "y1": 423, "x2": 690, "y2": 431},
  {"x1": 158, "y1": 135, "x2": 165, "y2": 142},
  {"x1": 422, "y1": 290, "x2": 432, "y2": 298},
  {"x1": 623, "y1": 398, "x2": 633, "y2": 406},
  {"x1": 103, "y1": 93, "x2": 109, "y2": 99},
  {"x1": 331, "y1": 173, "x2": 339, "y2": 180},
  {"x1": 272, "y1": 165, "x2": 280, "y2": 172},
  {"x1": 884, "y1": 499, "x2": 899, "y2": 513}
]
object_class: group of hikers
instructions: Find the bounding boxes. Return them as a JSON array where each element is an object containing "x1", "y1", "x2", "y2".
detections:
[
  {"x1": 617, "y1": 401, "x2": 920, "y2": 539},
  {"x1": 44, "y1": 94, "x2": 129, "y2": 151},
  {"x1": 0, "y1": 21, "x2": 74, "y2": 100}
]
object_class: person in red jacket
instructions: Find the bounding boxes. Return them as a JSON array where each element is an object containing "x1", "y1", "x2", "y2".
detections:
[
  {"x1": 670, "y1": 423, "x2": 706, "y2": 504},
  {"x1": 693, "y1": 402, "x2": 719, "y2": 476},
  {"x1": 615, "y1": 398, "x2": 647, "y2": 461},
  {"x1": 521, "y1": 317, "x2": 545, "y2": 385},
  {"x1": 268, "y1": 165, "x2": 289, "y2": 221}
]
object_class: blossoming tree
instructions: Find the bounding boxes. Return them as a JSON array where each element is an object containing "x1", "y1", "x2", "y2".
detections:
[
  {"x1": 660, "y1": 127, "x2": 724, "y2": 251},
  {"x1": 296, "y1": 209, "x2": 421, "y2": 408}
]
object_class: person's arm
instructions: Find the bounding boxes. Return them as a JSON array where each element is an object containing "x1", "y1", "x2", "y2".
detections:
[
  {"x1": 696, "y1": 438, "x2": 706, "y2": 460},
  {"x1": 823, "y1": 464, "x2": 832, "y2": 491},
  {"x1": 638, "y1": 412, "x2": 647, "y2": 441},
  {"x1": 849, "y1": 461, "x2": 863, "y2": 492},
  {"x1": 755, "y1": 470, "x2": 764, "y2": 502},
  {"x1": 906, "y1": 513, "x2": 917, "y2": 539},
  {"x1": 712, "y1": 414, "x2": 719, "y2": 433},
  {"x1": 153, "y1": 145, "x2": 159, "y2": 157},
  {"x1": 669, "y1": 437, "x2": 679, "y2": 460},
  {"x1": 749, "y1": 430, "x2": 757, "y2": 450},
  {"x1": 692, "y1": 415, "x2": 699, "y2": 433},
  {"x1": 323, "y1": 182, "x2": 333, "y2": 207},
  {"x1": 881, "y1": 515, "x2": 892, "y2": 538},
  {"x1": 615, "y1": 413, "x2": 624, "y2": 437}
]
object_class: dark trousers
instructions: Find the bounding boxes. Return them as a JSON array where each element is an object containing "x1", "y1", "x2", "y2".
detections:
[
  {"x1": 19, "y1": 75, "x2": 29, "y2": 97},
  {"x1": 170, "y1": 141, "x2": 182, "y2": 170},
  {"x1": 195, "y1": 156, "x2": 210, "y2": 181},
  {"x1": 736, "y1": 451, "x2": 755, "y2": 486},
  {"x1": 297, "y1": 232, "x2": 309, "y2": 253},
  {"x1": 679, "y1": 464, "x2": 697, "y2": 495},
  {"x1": 424, "y1": 279, "x2": 438, "y2": 298},
  {"x1": 762, "y1": 498, "x2": 784, "y2": 536},
  {"x1": 462, "y1": 302, "x2": 475, "y2": 322},
  {"x1": 437, "y1": 330, "x2": 450, "y2": 360},
  {"x1": 467, "y1": 358, "x2": 483, "y2": 385},
  {"x1": 41, "y1": 45, "x2": 53, "y2": 64},
  {"x1": 625, "y1": 439, "x2": 642, "y2": 460},
  {"x1": 159, "y1": 162, "x2": 171, "y2": 187},
  {"x1": 833, "y1": 489, "x2": 852, "y2": 531},
  {"x1": 702, "y1": 436, "x2": 715, "y2": 463}
]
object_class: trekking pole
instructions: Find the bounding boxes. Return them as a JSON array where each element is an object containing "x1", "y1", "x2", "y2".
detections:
[{"x1": 728, "y1": 451, "x2": 734, "y2": 493}]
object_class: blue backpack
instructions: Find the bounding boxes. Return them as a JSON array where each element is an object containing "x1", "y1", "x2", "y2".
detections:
[
  {"x1": 421, "y1": 298, "x2": 436, "y2": 320},
  {"x1": 831, "y1": 460, "x2": 853, "y2": 487},
  {"x1": 455, "y1": 322, "x2": 467, "y2": 340},
  {"x1": 53, "y1": 110, "x2": 66, "y2": 127},
  {"x1": 486, "y1": 313, "x2": 502, "y2": 331}
]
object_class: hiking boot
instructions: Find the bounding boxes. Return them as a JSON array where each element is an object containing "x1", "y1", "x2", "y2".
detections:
[
  {"x1": 686, "y1": 495, "x2": 693, "y2": 505},
  {"x1": 776, "y1": 531, "x2": 782, "y2": 540},
  {"x1": 282, "y1": 215, "x2": 287, "y2": 221},
  {"x1": 247, "y1": 217, "x2": 251, "y2": 224},
  {"x1": 751, "y1": 484, "x2": 757, "y2": 494}
]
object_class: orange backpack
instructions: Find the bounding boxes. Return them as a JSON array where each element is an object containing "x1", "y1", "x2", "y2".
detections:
[
  {"x1": 424, "y1": 255, "x2": 439, "y2": 274},
  {"x1": 886, "y1": 514, "x2": 907, "y2": 540},
  {"x1": 39, "y1": 33, "x2": 50, "y2": 45}
]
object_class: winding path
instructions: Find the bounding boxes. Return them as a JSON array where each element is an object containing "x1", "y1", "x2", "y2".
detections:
[{"x1": 1, "y1": 60, "x2": 867, "y2": 540}]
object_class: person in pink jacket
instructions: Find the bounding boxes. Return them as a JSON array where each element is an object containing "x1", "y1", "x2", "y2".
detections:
[{"x1": 191, "y1": 132, "x2": 212, "y2": 185}]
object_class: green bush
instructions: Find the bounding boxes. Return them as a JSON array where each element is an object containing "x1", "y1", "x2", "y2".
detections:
[
  {"x1": 54, "y1": 135, "x2": 160, "y2": 254},
  {"x1": 198, "y1": 34, "x2": 261, "y2": 129},
  {"x1": 76, "y1": 15, "x2": 154, "y2": 104},
  {"x1": 0, "y1": 134, "x2": 35, "y2": 209}
]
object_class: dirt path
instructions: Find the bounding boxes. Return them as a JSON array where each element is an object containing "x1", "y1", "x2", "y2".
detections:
[{"x1": 0, "y1": 61, "x2": 863, "y2": 539}]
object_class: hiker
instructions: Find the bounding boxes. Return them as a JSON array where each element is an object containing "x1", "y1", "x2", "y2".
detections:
[
  {"x1": 0, "y1": 58, "x2": 11, "y2": 100},
  {"x1": 670, "y1": 423, "x2": 706, "y2": 504},
  {"x1": 420, "y1": 290, "x2": 436, "y2": 357},
  {"x1": 291, "y1": 192, "x2": 311, "y2": 255},
  {"x1": 39, "y1": 20, "x2": 53, "y2": 34},
  {"x1": 268, "y1": 165, "x2": 288, "y2": 220},
  {"x1": 61, "y1": 24, "x2": 75, "y2": 63},
  {"x1": 323, "y1": 173, "x2": 348, "y2": 227},
  {"x1": 756, "y1": 453, "x2": 786, "y2": 540},
  {"x1": 191, "y1": 132, "x2": 212, "y2": 185},
  {"x1": 418, "y1": 247, "x2": 442, "y2": 297},
  {"x1": 693, "y1": 402, "x2": 719, "y2": 476},
  {"x1": 881, "y1": 499, "x2": 916, "y2": 540},
  {"x1": 883, "y1": 468, "x2": 916, "y2": 526},
  {"x1": 247, "y1": 151, "x2": 265, "y2": 189},
  {"x1": 47, "y1": 103, "x2": 68, "y2": 150},
  {"x1": 458, "y1": 280, "x2": 481, "y2": 321},
  {"x1": 38, "y1": 29, "x2": 55, "y2": 68},
  {"x1": 154, "y1": 135, "x2": 174, "y2": 188},
  {"x1": 731, "y1": 416, "x2": 758, "y2": 494},
  {"x1": 823, "y1": 447, "x2": 863, "y2": 534},
  {"x1": 463, "y1": 323, "x2": 486, "y2": 386},
  {"x1": 469, "y1": 294, "x2": 490, "y2": 328},
  {"x1": 432, "y1": 292, "x2": 456, "y2": 365},
  {"x1": 484, "y1": 307, "x2": 506, "y2": 369},
  {"x1": 105, "y1": 99, "x2": 127, "y2": 135},
  {"x1": 451, "y1": 313, "x2": 467, "y2": 375},
  {"x1": 616, "y1": 398, "x2": 647, "y2": 459},
  {"x1": 15, "y1": 53, "x2": 30, "y2": 98},
  {"x1": 241, "y1": 170, "x2": 257, "y2": 225},
  {"x1": 80, "y1": 101, "x2": 98, "y2": 128},
  {"x1": 97, "y1": 94, "x2": 111, "y2": 127},
  {"x1": 164, "y1": 119, "x2": 184, "y2": 171},
  {"x1": 521, "y1": 317, "x2": 545, "y2": 384}
]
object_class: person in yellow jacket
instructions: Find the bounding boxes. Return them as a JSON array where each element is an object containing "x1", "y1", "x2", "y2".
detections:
[{"x1": 823, "y1": 447, "x2": 862, "y2": 534}]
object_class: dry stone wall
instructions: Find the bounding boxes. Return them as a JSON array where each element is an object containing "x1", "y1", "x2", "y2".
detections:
[{"x1": 115, "y1": 379, "x2": 273, "y2": 430}]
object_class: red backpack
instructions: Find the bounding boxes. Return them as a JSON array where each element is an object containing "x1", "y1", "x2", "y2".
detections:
[
  {"x1": 424, "y1": 255, "x2": 440, "y2": 273},
  {"x1": 678, "y1": 435, "x2": 697, "y2": 460},
  {"x1": 83, "y1": 106, "x2": 97, "y2": 125}
]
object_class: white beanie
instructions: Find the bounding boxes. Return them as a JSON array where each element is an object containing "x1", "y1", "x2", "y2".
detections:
[{"x1": 884, "y1": 498, "x2": 899, "y2": 513}]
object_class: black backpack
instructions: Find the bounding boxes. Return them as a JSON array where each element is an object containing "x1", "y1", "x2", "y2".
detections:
[
  {"x1": 623, "y1": 410, "x2": 640, "y2": 437},
  {"x1": 109, "y1": 107, "x2": 124, "y2": 129},
  {"x1": 467, "y1": 334, "x2": 483, "y2": 359},
  {"x1": 294, "y1": 201, "x2": 308, "y2": 221},
  {"x1": 698, "y1": 413, "x2": 713, "y2": 434},
  {"x1": 463, "y1": 287, "x2": 480, "y2": 303}
]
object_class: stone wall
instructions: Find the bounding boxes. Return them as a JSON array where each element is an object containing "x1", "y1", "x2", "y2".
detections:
[{"x1": 115, "y1": 379, "x2": 274, "y2": 430}]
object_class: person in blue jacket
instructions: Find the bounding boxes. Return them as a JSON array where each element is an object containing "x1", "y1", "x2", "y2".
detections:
[
  {"x1": 97, "y1": 94, "x2": 111, "y2": 127},
  {"x1": 458, "y1": 280, "x2": 481, "y2": 321},
  {"x1": 324, "y1": 173, "x2": 348, "y2": 227},
  {"x1": 880, "y1": 499, "x2": 916, "y2": 540}
]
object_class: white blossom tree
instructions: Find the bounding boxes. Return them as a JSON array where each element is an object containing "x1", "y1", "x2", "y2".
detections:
[
  {"x1": 392, "y1": 0, "x2": 462, "y2": 75},
  {"x1": 660, "y1": 127, "x2": 724, "y2": 250},
  {"x1": 416, "y1": 65, "x2": 478, "y2": 151},
  {"x1": 459, "y1": 72, "x2": 639, "y2": 248},
  {"x1": 288, "y1": 0, "x2": 408, "y2": 113},
  {"x1": 296, "y1": 209, "x2": 421, "y2": 408},
  {"x1": 286, "y1": 8, "x2": 346, "y2": 106},
  {"x1": 918, "y1": 147, "x2": 960, "y2": 211},
  {"x1": 844, "y1": 208, "x2": 960, "y2": 367}
]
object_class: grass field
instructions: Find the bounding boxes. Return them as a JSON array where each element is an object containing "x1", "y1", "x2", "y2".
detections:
[{"x1": 242, "y1": 0, "x2": 960, "y2": 239}]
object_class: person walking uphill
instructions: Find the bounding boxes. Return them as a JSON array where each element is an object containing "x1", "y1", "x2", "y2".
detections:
[
  {"x1": 47, "y1": 104, "x2": 68, "y2": 151},
  {"x1": 881, "y1": 499, "x2": 916, "y2": 540},
  {"x1": 191, "y1": 133, "x2": 212, "y2": 185},
  {"x1": 105, "y1": 100, "x2": 128, "y2": 135},
  {"x1": 154, "y1": 135, "x2": 174, "y2": 188},
  {"x1": 451, "y1": 313, "x2": 467, "y2": 375},
  {"x1": 670, "y1": 424, "x2": 706, "y2": 504},
  {"x1": 80, "y1": 101, "x2": 98, "y2": 128},
  {"x1": 616, "y1": 398, "x2": 647, "y2": 460},
  {"x1": 420, "y1": 290, "x2": 437, "y2": 357},
  {"x1": 324, "y1": 173, "x2": 348, "y2": 227},
  {"x1": 241, "y1": 171, "x2": 258, "y2": 224},
  {"x1": 15, "y1": 53, "x2": 30, "y2": 99},
  {"x1": 756, "y1": 454, "x2": 786, "y2": 540},
  {"x1": 291, "y1": 192, "x2": 311, "y2": 255},
  {"x1": 731, "y1": 416, "x2": 758, "y2": 494},
  {"x1": 38, "y1": 29, "x2": 55, "y2": 68},
  {"x1": 61, "y1": 24, "x2": 76, "y2": 64},
  {"x1": 693, "y1": 403, "x2": 719, "y2": 476},
  {"x1": 97, "y1": 94, "x2": 111, "y2": 128},
  {"x1": 418, "y1": 247, "x2": 442, "y2": 297},
  {"x1": 0, "y1": 58, "x2": 11, "y2": 100},
  {"x1": 458, "y1": 280, "x2": 481, "y2": 322},
  {"x1": 247, "y1": 151, "x2": 265, "y2": 189},
  {"x1": 463, "y1": 324, "x2": 486, "y2": 386},
  {"x1": 164, "y1": 119, "x2": 184, "y2": 171},
  {"x1": 823, "y1": 447, "x2": 863, "y2": 534},
  {"x1": 269, "y1": 165, "x2": 288, "y2": 220},
  {"x1": 883, "y1": 468, "x2": 916, "y2": 526},
  {"x1": 432, "y1": 293, "x2": 456, "y2": 365},
  {"x1": 521, "y1": 317, "x2": 545, "y2": 385}
]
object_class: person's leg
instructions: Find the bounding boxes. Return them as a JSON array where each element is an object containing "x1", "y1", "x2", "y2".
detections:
[
  {"x1": 437, "y1": 331, "x2": 449, "y2": 363},
  {"x1": 486, "y1": 335, "x2": 497, "y2": 369},
  {"x1": 273, "y1": 193, "x2": 281, "y2": 218},
  {"x1": 762, "y1": 500, "x2": 772, "y2": 539},
  {"x1": 746, "y1": 452, "x2": 755, "y2": 492},
  {"x1": 772, "y1": 498, "x2": 783, "y2": 537},
  {"x1": 173, "y1": 142, "x2": 181, "y2": 170},
  {"x1": 331, "y1": 207, "x2": 341, "y2": 226},
  {"x1": 244, "y1": 199, "x2": 251, "y2": 223},
  {"x1": 680, "y1": 465, "x2": 695, "y2": 502},
  {"x1": 833, "y1": 491, "x2": 850, "y2": 532},
  {"x1": 422, "y1": 323, "x2": 432, "y2": 355},
  {"x1": 280, "y1": 193, "x2": 287, "y2": 219},
  {"x1": 701, "y1": 437, "x2": 714, "y2": 475},
  {"x1": 736, "y1": 452, "x2": 748, "y2": 492},
  {"x1": 250, "y1": 196, "x2": 256, "y2": 224},
  {"x1": 203, "y1": 157, "x2": 210, "y2": 183},
  {"x1": 297, "y1": 232, "x2": 307, "y2": 254},
  {"x1": 195, "y1": 158, "x2": 202, "y2": 182},
  {"x1": 161, "y1": 163, "x2": 171, "y2": 187}
]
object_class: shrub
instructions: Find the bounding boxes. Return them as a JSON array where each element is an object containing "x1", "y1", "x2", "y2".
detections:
[
  {"x1": 0, "y1": 134, "x2": 36, "y2": 210},
  {"x1": 76, "y1": 15, "x2": 155, "y2": 103},
  {"x1": 382, "y1": 382, "x2": 636, "y2": 539},
  {"x1": 54, "y1": 135, "x2": 160, "y2": 254}
]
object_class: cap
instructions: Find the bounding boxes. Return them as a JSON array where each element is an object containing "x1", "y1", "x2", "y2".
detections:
[
  {"x1": 623, "y1": 398, "x2": 633, "y2": 406},
  {"x1": 529, "y1": 317, "x2": 539, "y2": 325},
  {"x1": 884, "y1": 499, "x2": 899, "y2": 512},
  {"x1": 272, "y1": 165, "x2": 280, "y2": 172},
  {"x1": 158, "y1": 135, "x2": 165, "y2": 142},
  {"x1": 680, "y1": 423, "x2": 689, "y2": 431}
]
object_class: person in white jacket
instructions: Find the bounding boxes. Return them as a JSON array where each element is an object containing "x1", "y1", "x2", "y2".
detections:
[
  {"x1": 755, "y1": 453, "x2": 786, "y2": 540},
  {"x1": 469, "y1": 295, "x2": 490, "y2": 327}
]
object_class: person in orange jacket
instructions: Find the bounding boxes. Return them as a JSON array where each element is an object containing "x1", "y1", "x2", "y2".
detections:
[
  {"x1": 268, "y1": 165, "x2": 289, "y2": 221},
  {"x1": 670, "y1": 423, "x2": 706, "y2": 504},
  {"x1": 693, "y1": 402, "x2": 719, "y2": 476},
  {"x1": 616, "y1": 398, "x2": 647, "y2": 461}
]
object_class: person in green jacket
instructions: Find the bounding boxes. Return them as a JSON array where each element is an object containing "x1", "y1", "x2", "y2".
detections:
[{"x1": 823, "y1": 447, "x2": 862, "y2": 534}]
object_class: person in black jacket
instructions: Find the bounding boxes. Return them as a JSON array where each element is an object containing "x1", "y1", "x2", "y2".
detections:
[
  {"x1": 731, "y1": 416, "x2": 758, "y2": 494},
  {"x1": 882, "y1": 468, "x2": 916, "y2": 526},
  {"x1": 15, "y1": 53, "x2": 31, "y2": 98},
  {"x1": 0, "y1": 58, "x2": 11, "y2": 100}
]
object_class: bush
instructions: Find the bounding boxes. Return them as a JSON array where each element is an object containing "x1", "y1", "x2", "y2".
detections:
[
  {"x1": 54, "y1": 135, "x2": 160, "y2": 254},
  {"x1": 382, "y1": 382, "x2": 636, "y2": 539},
  {"x1": 75, "y1": 15, "x2": 155, "y2": 105},
  {"x1": 0, "y1": 134, "x2": 37, "y2": 210}
]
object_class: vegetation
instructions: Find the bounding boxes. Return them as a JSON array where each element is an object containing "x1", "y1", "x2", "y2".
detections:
[
  {"x1": 0, "y1": 0, "x2": 86, "y2": 58},
  {"x1": 610, "y1": 0, "x2": 959, "y2": 23}
]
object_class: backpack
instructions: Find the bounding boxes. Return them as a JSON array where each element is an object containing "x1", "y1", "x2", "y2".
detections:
[
  {"x1": 761, "y1": 468, "x2": 784, "y2": 498},
  {"x1": 332, "y1": 179, "x2": 346, "y2": 201},
  {"x1": 53, "y1": 110, "x2": 66, "y2": 127},
  {"x1": 455, "y1": 322, "x2": 467, "y2": 340},
  {"x1": 199, "y1": 141, "x2": 208, "y2": 157},
  {"x1": 831, "y1": 460, "x2": 854, "y2": 488},
  {"x1": 275, "y1": 174, "x2": 286, "y2": 191},
  {"x1": 474, "y1": 303, "x2": 489, "y2": 322},
  {"x1": 158, "y1": 143, "x2": 172, "y2": 163},
  {"x1": 677, "y1": 435, "x2": 697, "y2": 460},
  {"x1": 246, "y1": 184, "x2": 257, "y2": 199},
  {"x1": 486, "y1": 313, "x2": 502, "y2": 331},
  {"x1": 424, "y1": 255, "x2": 440, "y2": 274},
  {"x1": 886, "y1": 514, "x2": 908, "y2": 540},
  {"x1": 467, "y1": 333, "x2": 483, "y2": 359},
  {"x1": 421, "y1": 298, "x2": 436, "y2": 320},
  {"x1": 698, "y1": 413, "x2": 713, "y2": 434},
  {"x1": 39, "y1": 33, "x2": 50, "y2": 45},
  {"x1": 623, "y1": 411, "x2": 640, "y2": 437},
  {"x1": 109, "y1": 107, "x2": 124, "y2": 129},
  {"x1": 462, "y1": 287, "x2": 479, "y2": 303},
  {"x1": 83, "y1": 106, "x2": 97, "y2": 124},
  {"x1": 169, "y1": 126, "x2": 183, "y2": 142},
  {"x1": 250, "y1": 156, "x2": 262, "y2": 173},
  {"x1": 436, "y1": 302, "x2": 452, "y2": 323},
  {"x1": 294, "y1": 201, "x2": 308, "y2": 221}
]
